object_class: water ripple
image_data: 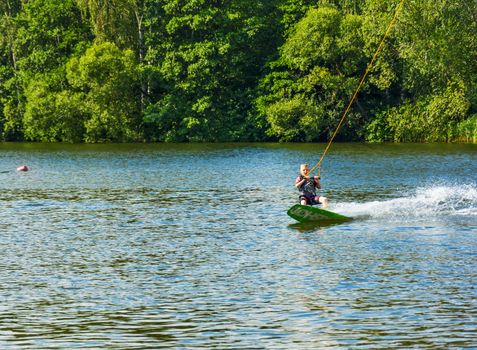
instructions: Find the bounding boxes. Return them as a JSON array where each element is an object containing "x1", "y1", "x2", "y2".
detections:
[{"x1": 0, "y1": 143, "x2": 476, "y2": 348}]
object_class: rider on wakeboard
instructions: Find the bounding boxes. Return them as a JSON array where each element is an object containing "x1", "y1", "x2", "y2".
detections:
[{"x1": 295, "y1": 164, "x2": 329, "y2": 208}]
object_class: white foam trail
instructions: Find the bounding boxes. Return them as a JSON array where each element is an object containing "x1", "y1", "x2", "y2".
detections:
[{"x1": 333, "y1": 184, "x2": 477, "y2": 221}]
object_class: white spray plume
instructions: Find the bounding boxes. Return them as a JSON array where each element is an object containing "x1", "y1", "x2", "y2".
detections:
[{"x1": 333, "y1": 184, "x2": 477, "y2": 221}]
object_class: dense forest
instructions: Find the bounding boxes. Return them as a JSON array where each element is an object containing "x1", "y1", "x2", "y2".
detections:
[{"x1": 0, "y1": 0, "x2": 476, "y2": 143}]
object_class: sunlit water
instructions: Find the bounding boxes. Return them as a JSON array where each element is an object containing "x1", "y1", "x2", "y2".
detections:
[{"x1": 0, "y1": 143, "x2": 475, "y2": 349}]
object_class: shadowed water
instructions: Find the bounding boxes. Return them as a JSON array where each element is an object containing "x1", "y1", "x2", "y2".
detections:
[{"x1": 0, "y1": 143, "x2": 475, "y2": 349}]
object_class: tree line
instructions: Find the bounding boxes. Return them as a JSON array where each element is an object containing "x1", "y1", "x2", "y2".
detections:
[{"x1": 0, "y1": 0, "x2": 476, "y2": 143}]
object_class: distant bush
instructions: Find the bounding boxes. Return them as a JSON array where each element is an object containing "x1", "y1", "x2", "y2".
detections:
[
  {"x1": 366, "y1": 81, "x2": 470, "y2": 142},
  {"x1": 455, "y1": 115, "x2": 477, "y2": 143}
]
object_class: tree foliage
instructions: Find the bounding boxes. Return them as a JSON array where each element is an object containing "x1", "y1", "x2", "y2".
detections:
[
  {"x1": 0, "y1": 0, "x2": 476, "y2": 142},
  {"x1": 258, "y1": 6, "x2": 366, "y2": 141}
]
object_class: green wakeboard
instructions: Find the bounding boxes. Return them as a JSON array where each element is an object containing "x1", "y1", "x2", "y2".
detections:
[{"x1": 287, "y1": 204, "x2": 351, "y2": 223}]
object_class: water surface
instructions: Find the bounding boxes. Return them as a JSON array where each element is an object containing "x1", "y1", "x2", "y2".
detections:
[{"x1": 0, "y1": 143, "x2": 476, "y2": 349}]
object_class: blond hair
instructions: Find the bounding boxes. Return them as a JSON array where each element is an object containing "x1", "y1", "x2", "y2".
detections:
[{"x1": 300, "y1": 163, "x2": 309, "y2": 176}]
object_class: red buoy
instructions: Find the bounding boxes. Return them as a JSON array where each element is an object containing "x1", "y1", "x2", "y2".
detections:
[{"x1": 17, "y1": 165, "x2": 29, "y2": 172}]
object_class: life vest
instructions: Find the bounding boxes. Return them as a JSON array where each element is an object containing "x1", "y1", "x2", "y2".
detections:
[{"x1": 297, "y1": 175, "x2": 318, "y2": 197}]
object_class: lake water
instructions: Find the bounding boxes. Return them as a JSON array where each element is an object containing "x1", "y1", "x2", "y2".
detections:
[{"x1": 0, "y1": 142, "x2": 476, "y2": 349}]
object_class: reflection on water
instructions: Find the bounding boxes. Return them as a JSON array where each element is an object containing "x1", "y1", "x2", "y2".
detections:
[
  {"x1": 0, "y1": 143, "x2": 476, "y2": 349},
  {"x1": 288, "y1": 220, "x2": 353, "y2": 232}
]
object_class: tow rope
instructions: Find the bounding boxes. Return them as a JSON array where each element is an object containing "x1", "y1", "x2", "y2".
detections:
[{"x1": 310, "y1": 0, "x2": 406, "y2": 177}]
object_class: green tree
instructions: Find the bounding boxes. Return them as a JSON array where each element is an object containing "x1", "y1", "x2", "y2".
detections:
[
  {"x1": 22, "y1": 42, "x2": 141, "y2": 142},
  {"x1": 143, "y1": 0, "x2": 283, "y2": 141},
  {"x1": 258, "y1": 6, "x2": 367, "y2": 141},
  {"x1": 23, "y1": 69, "x2": 86, "y2": 142},
  {"x1": 397, "y1": 0, "x2": 477, "y2": 98},
  {"x1": 66, "y1": 42, "x2": 141, "y2": 142},
  {"x1": 14, "y1": 0, "x2": 90, "y2": 75},
  {"x1": 2, "y1": 0, "x2": 91, "y2": 140},
  {"x1": 75, "y1": 0, "x2": 140, "y2": 50},
  {"x1": 366, "y1": 80, "x2": 470, "y2": 142},
  {"x1": 364, "y1": 0, "x2": 477, "y2": 142},
  {"x1": 0, "y1": 0, "x2": 24, "y2": 139}
]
